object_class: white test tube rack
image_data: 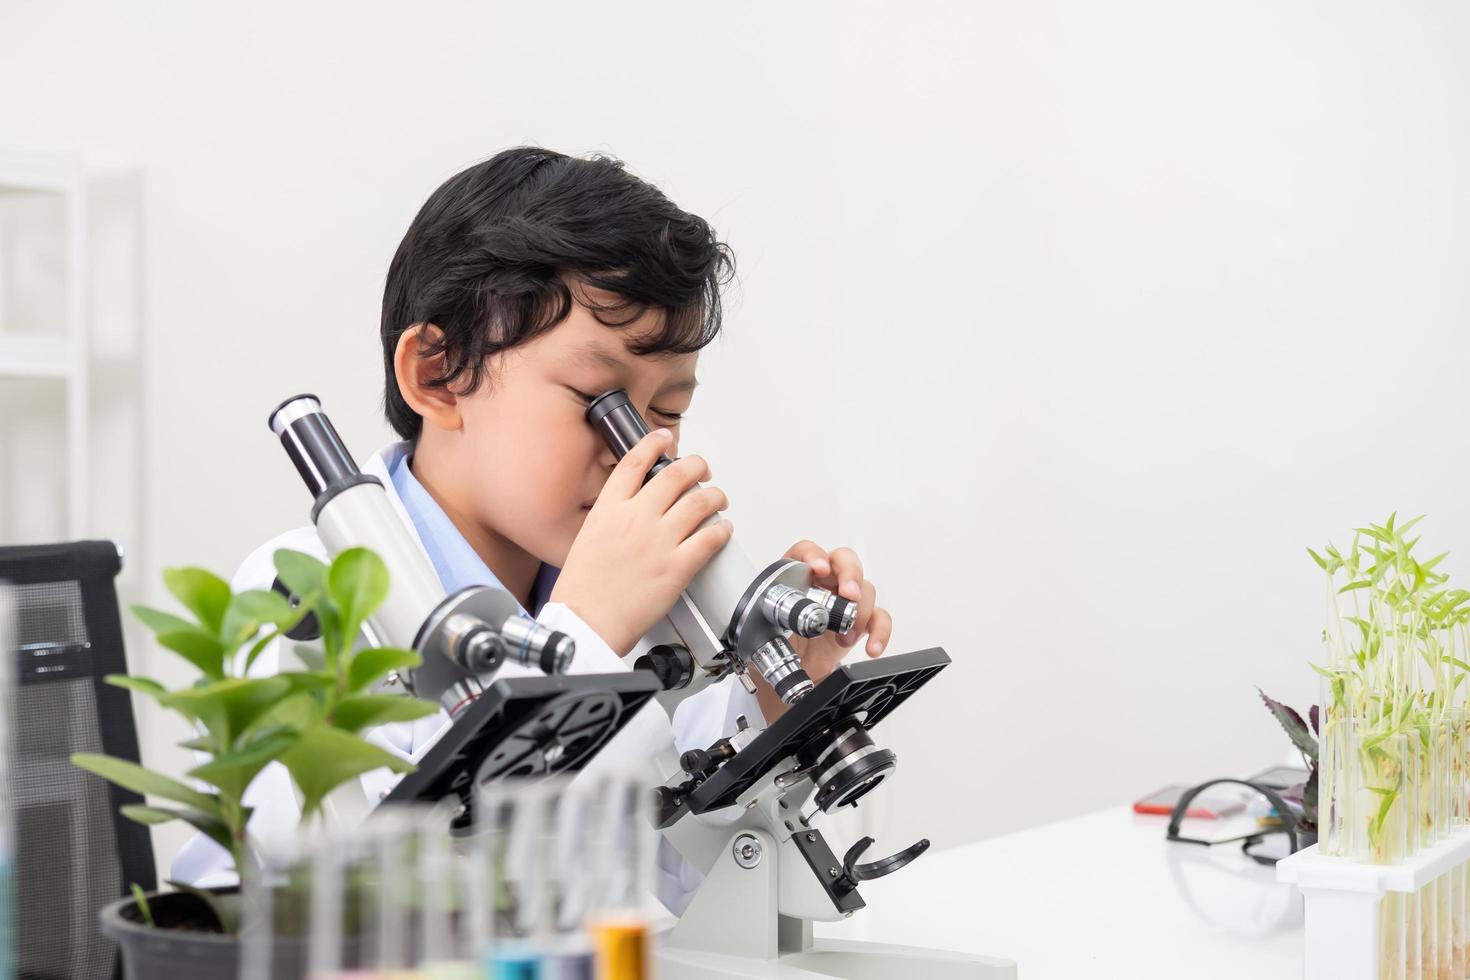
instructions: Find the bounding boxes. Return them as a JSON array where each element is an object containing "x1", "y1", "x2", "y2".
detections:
[{"x1": 1277, "y1": 826, "x2": 1470, "y2": 979}]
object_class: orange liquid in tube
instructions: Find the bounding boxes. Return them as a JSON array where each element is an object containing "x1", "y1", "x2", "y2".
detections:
[{"x1": 591, "y1": 917, "x2": 648, "y2": 980}]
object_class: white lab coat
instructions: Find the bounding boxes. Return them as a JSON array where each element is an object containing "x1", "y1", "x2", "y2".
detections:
[{"x1": 169, "y1": 442, "x2": 762, "y2": 913}]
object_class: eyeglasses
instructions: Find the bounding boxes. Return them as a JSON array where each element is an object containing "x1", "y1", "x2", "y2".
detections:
[{"x1": 1165, "y1": 777, "x2": 1307, "y2": 867}]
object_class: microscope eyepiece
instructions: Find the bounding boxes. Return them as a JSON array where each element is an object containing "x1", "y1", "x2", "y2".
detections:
[
  {"x1": 586, "y1": 388, "x2": 674, "y2": 482},
  {"x1": 268, "y1": 392, "x2": 373, "y2": 505},
  {"x1": 584, "y1": 388, "x2": 632, "y2": 429}
]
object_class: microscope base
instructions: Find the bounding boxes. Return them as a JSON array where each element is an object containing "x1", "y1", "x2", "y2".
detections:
[
  {"x1": 659, "y1": 828, "x2": 1015, "y2": 980},
  {"x1": 659, "y1": 939, "x2": 1016, "y2": 980}
]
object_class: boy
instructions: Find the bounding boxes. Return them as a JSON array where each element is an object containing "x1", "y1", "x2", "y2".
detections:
[{"x1": 173, "y1": 147, "x2": 891, "y2": 911}]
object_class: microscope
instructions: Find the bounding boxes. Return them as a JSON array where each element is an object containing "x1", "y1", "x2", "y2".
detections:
[
  {"x1": 587, "y1": 391, "x2": 1016, "y2": 979},
  {"x1": 268, "y1": 395, "x2": 659, "y2": 826}
]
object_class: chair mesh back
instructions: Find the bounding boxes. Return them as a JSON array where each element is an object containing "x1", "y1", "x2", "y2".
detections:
[{"x1": 2, "y1": 542, "x2": 155, "y2": 980}]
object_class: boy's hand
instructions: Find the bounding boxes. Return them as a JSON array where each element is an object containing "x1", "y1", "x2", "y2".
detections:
[
  {"x1": 550, "y1": 429, "x2": 733, "y2": 657},
  {"x1": 782, "y1": 540, "x2": 892, "y2": 684}
]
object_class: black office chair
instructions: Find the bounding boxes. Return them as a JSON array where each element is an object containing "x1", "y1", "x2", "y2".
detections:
[{"x1": 1, "y1": 541, "x2": 156, "y2": 980}]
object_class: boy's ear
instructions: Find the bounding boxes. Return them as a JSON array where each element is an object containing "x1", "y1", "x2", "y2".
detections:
[{"x1": 394, "y1": 324, "x2": 462, "y2": 433}]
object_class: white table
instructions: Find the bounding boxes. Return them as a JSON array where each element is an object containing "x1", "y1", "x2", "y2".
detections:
[{"x1": 815, "y1": 805, "x2": 1304, "y2": 979}]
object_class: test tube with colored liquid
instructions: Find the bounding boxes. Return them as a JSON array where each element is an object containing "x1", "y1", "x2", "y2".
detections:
[
  {"x1": 476, "y1": 776, "x2": 553, "y2": 979},
  {"x1": 475, "y1": 775, "x2": 599, "y2": 980},
  {"x1": 540, "y1": 778, "x2": 598, "y2": 980},
  {"x1": 586, "y1": 775, "x2": 655, "y2": 980}
]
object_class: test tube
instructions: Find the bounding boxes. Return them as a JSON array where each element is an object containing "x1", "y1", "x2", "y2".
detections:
[
  {"x1": 415, "y1": 809, "x2": 480, "y2": 980},
  {"x1": 540, "y1": 779, "x2": 597, "y2": 980},
  {"x1": 306, "y1": 812, "x2": 386, "y2": 979},
  {"x1": 477, "y1": 776, "x2": 555, "y2": 979},
  {"x1": 474, "y1": 774, "x2": 607, "y2": 980},
  {"x1": 1317, "y1": 669, "x2": 1353, "y2": 857},
  {"x1": 239, "y1": 825, "x2": 323, "y2": 980},
  {"x1": 586, "y1": 774, "x2": 655, "y2": 980}
]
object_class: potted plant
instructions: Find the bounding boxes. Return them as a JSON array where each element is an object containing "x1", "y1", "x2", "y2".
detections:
[
  {"x1": 72, "y1": 546, "x2": 439, "y2": 979},
  {"x1": 1256, "y1": 688, "x2": 1318, "y2": 847}
]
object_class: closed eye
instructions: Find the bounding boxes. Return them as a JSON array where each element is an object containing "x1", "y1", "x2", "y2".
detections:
[{"x1": 650, "y1": 407, "x2": 684, "y2": 423}]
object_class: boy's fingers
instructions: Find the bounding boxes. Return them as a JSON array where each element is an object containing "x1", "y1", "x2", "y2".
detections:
[
  {"x1": 829, "y1": 547, "x2": 865, "y2": 600},
  {"x1": 839, "y1": 578, "x2": 877, "y2": 648},
  {"x1": 865, "y1": 607, "x2": 893, "y2": 657},
  {"x1": 604, "y1": 429, "x2": 674, "y2": 499},
  {"x1": 641, "y1": 454, "x2": 712, "y2": 513},
  {"x1": 677, "y1": 518, "x2": 735, "y2": 573},
  {"x1": 665, "y1": 485, "x2": 729, "y2": 541},
  {"x1": 784, "y1": 540, "x2": 831, "y2": 578}
]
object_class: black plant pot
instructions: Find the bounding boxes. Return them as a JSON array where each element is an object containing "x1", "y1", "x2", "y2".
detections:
[{"x1": 99, "y1": 887, "x2": 312, "y2": 980}]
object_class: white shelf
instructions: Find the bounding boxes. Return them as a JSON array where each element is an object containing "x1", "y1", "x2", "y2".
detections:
[
  {"x1": 0, "y1": 334, "x2": 81, "y2": 380},
  {"x1": 0, "y1": 147, "x2": 87, "y2": 539}
]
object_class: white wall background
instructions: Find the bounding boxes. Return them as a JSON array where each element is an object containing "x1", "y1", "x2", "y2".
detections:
[{"x1": 4, "y1": 0, "x2": 1470, "y2": 871}]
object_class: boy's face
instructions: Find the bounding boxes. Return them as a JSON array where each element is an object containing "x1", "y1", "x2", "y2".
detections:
[{"x1": 439, "y1": 288, "x2": 699, "y2": 568}]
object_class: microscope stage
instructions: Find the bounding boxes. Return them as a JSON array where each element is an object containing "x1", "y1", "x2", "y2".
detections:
[
  {"x1": 384, "y1": 671, "x2": 659, "y2": 820},
  {"x1": 685, "y1": 647, "x2": 950, "y2": 815}
]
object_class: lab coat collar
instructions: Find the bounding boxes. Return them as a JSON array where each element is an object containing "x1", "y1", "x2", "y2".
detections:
[{"x1": 365, "y1": 441, "x2": 557, "y2": 617}]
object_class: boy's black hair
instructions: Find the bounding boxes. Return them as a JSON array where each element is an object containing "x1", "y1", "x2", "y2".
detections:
[{"x1": 381, "y1": 147, "x2": 735, "y2": 441}]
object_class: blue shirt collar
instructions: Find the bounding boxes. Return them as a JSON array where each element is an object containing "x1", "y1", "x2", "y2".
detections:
[{"x1": 383, "y1": 442, "x2": 558, "y2": 617}]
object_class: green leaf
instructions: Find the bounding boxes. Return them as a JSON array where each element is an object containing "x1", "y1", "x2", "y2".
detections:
[
  {"x1": 1371, "y1": 789, "x2": 1400, "y2": 840},
  {"x1": 187, "y1": 729, "x2": 298, "y2": 800},
  {"x1": 329, "y1": 693, "x2": 439, "y2": 733},
  {"x1": 1397, "y1": 514, "x2": 1425, "y2": 538},
  {"x1": 346, "y1": 647, "x2": 420, "y2": 693},
  {"x1": 157, "y1": 629, "x2": 231, "y2": 680},
  {"x1": 242, "y1": 628, "x2": 280, "y2": 676},
  {"x1": 105, "y1": 674, "x2": 169, "y2": 700},
  {"x1": 133, "y1": 606, "x2": 228, "y2": 680},
  {"x1": 131, "y1": 604, "x2": 197, "y2": 637},
  {"x1": 1306, "y1": 548, "x2": 1329, "y2": 571},
  {"x1": 279, "y1": 725, "x2": 415, "y2": 816},
  {"x1": 275, "y1": 550, "x2": 343, "y2": 663},
  {"x1": 273, "y1": 549, "x2": 327, "y2": 601},
  {"x1": 120, "y1": 803, "x2": 186, "y2": 825},
  {"x1": 276, "y1": 671, "x2": 334, "y2": 695},
  {"x1": 130, "y1": 883, "x2": 155, "y2": 929},
  {"x1": 161, "y1": 676, "x2": 294, "y2": 748},
  {"x1": 178, "y1": 734, "x2": 218, "y2": 753},
  {"x1": 72, "y1": 753, "x2": 220, "y2": 813},
  {"x1": 1338, "y1": 580, "x2": 1373, "y2": 594},
  {"x1": 162, "y1": 567, "x2": 232, "y2": 634},
  {"x1": 291, "y1": 644, "x2": 327, "y2": 673},
  {"x1": 221, "y1": 589, "x2": 301, "y2": 650},
  {"x1": 120, "y1": 803, "x2": 234, "y2": 857},
  {"x1": 326, "y1": 548, "x2": 389, "y2": 659},
  {"x1": 253, "y1": 690, "x2": 325, "y2": 734}
]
